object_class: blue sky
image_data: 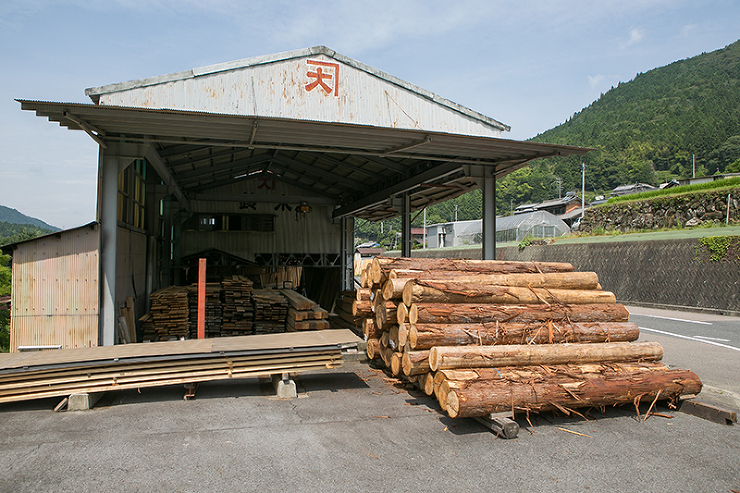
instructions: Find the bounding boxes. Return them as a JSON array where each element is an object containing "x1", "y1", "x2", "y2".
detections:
[{"x1": 1, "y1": 0, "x2": 738, "y2": 229}]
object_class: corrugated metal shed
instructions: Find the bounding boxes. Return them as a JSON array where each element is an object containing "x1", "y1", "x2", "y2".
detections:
[
  {"x1": 4, "y1": 223, "x2": 99, "y2": 352},
  {"x1": 85, "y1": 46, "x2": 509, "y2": 138}
]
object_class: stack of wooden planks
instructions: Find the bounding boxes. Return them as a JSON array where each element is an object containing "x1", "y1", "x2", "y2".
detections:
[
  {"x1": 0, "y1": 330, "x2": 355, "y2": 404},
  {"x1": 148, "y1": 286, "x2": 190, "y2": 340},
  {"x1": 252, "y1": 290, "x2": 288, "y2": 334},
  {"x1": 221, "y1": 275, "x2": 255, "y2": 335},
  {"x1": 362, "y1": 256, "x2": 702, "y2": 420},
  {"x1": 282, "y1": 289, "x2": 330, "y2": 331}
]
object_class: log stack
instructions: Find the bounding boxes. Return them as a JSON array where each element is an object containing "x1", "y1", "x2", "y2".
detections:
[
  {"x1": 365, "y1": 256, "x2": 702, "y2": 420},
  {"x1": 328, "y1": 290, "x2": 367, "y2": 336}
]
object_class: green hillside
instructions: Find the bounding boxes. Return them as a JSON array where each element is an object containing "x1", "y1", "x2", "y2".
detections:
[
  {"x1": 495, "y1": 39, "x2": 740, "y2": 214},
  {"x1": 0, "y1": 205, "x2": 59, "y2": 232}
]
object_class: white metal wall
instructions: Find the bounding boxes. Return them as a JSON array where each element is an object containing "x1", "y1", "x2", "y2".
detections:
[
  {"x1": 98, "y1": 54, "x2": 503, "y2": 138},
  {"x1": 182, "y1": 179, "x2": 340, "y2": 259},
  {"x1": 9, "y1": 226, "x2": 99, "y2": 351}
]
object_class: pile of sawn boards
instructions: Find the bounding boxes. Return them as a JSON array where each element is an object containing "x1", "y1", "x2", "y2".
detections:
[
  {"x1": 0, "y1": 332, "x2": 345, "y2": 404},
  {"x1": 142, "y1": 282, "x2": 329, "y2": 341},
  {"x1": 361, "y1": 257, "x2": 702, "y2": 419}
]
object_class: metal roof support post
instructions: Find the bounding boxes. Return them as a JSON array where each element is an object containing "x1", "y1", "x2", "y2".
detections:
[
  {"x1": 401, "y1": 193, "x2": 411, "y2": 258},
  {"x1": 97, "y1": 148, "x2": 120, "y2": 346},
  {"x1": 482, "y1": 171, "x2": 496, "y2": 260},
  {"x1": 340, "y1": 216, "x2": 355, "y2": 291}
]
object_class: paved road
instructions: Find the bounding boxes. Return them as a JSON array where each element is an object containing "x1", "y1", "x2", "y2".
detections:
[{"x1": 630, "y1": 305, "x2": 740, "y2": 409}]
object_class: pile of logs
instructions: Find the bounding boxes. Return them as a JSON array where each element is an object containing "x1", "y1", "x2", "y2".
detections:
[
  {"x1": 283, "y1": 289, "x2": 330, "y2": 331},
  {"x1": 252, "y1": 290, "x2": 288, "y2": 334},
  {"x1": 363, "y1": 257, "x2": 702, "y2": 420},
  {"x1": 221, "y1": 275, "x2": 255, "y2": 335}
]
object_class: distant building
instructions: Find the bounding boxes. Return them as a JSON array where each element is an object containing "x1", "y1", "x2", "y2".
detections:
[
  {"x1": 611, "y1": 183, "x2": 657, "y2": 197},
  {"x1": 514, "y1": 192, "x2": 585, "y2": 227}
]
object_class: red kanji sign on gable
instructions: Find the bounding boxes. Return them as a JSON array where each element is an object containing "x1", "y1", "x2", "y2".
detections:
[{"x1": 305, "y1": 60, "x2": 339, "y2": 97}]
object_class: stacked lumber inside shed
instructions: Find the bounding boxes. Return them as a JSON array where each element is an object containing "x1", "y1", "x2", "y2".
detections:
[
  {"x1": 363, "y1": 256, "x2": 702, "y2": 420},
  {"x1": 252, "y1": 290, "x2": 288, "y2": 334},
  {"x1": 221, "y1": 275, "x2": 255, "y2": 335},
  {"x1": 282, "y1": 289, "x2": 330, "y2": 331},
  {"x1": 147, "y1": 286, "x2": 190, "y2": 340}
]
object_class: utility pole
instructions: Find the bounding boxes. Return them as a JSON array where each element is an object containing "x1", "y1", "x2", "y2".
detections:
[
  {"x1": 581, "y1": 163, "x2": 586, "y2": 219},
  {"x1": 454, "y1": 205, "x2": 458, "y2": 222},
  {"x1": 555, "y1": 177, "x2": 562, "y2": 199},
  {"x1": 692, "y1": 154, "x2": 695, "y2": 179},
  {"x1": 423, "y1": 208, "x2": 427, "y2": 249}
]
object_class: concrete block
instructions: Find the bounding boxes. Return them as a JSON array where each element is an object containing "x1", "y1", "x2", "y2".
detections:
[
  {"x1": 67, "y1": 393, "x2": 102, "y2": 411},
  {"x1": 271, "y1": 373, "x2": 297, "y2": 399}
]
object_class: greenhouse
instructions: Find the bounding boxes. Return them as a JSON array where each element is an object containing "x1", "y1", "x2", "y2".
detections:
[{"x1": 495, "y1": 210, "x2": 571, "y2": 243}]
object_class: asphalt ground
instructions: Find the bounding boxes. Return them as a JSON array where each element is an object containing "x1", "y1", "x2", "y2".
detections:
[{"x1": 0, "y1": 353, "x2": 738, "y2": 492}]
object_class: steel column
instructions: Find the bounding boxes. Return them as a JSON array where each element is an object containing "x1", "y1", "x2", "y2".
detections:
[
  {"x1": 401, "y1": 193, "x2": 411, "y2": 257},
  {"x1": 482, "y1": 171, "x2": 497, "y2": 260},
  {"x1": 340, "y1": 216, "x2": 355, "y2": 291}
]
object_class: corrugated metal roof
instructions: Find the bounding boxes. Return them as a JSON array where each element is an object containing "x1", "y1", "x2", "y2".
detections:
[{"x1": 19, "y1": 100, "x2": 592, "y2": 221}]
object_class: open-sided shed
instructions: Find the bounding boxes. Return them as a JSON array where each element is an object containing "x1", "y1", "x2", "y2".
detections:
[{"x1": 17, "y1": 46, "x2": 589, "y2": 348}]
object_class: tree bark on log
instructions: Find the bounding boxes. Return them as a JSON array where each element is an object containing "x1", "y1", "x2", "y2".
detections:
[
  {"x1": 403, "y1": 281, "x2": 615, "y2": 306},
  {"x1": 363, "y1": 319, "x2": 383, "y2": 340},
  {"x1": 374, "y1": 300, "x2": 398, "y2": 329},
  {"x1": 371, "y1": 257, "x2": 575, "y2": 284},
  {"x1": 409, "y1": 303, "x2": 629, "y2": 325},
  {"x1": 429, "y1": 342, "x2": 664, "y2": 371},
  {"x1": 445, "y1": 368, "x2": 702, "y2": 418},
  {"x1": 402, "y1": 350, "x2": 431, "y2": 376},
  {"x1": 410, "y1": 321, "x2": 639, "y2": 350}
]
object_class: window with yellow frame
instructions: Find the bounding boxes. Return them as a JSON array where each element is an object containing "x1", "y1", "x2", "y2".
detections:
[{"x1": 117, "y1": 159, "x2": 146, "y2": 230}]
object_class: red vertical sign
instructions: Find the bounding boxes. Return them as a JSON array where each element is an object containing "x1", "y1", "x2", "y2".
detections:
[{"x1": 197, "y1": 258, "x2": 206, "y2": 339}]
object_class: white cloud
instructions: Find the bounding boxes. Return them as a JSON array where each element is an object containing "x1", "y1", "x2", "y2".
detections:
[{"x1": 624, "y1": 27, "x2": 645, "y2": 47}]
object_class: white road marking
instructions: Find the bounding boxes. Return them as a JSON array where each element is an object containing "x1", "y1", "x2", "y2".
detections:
[
  {"x1": 639, "y1": 327, "x2": 740, "y2": 352},
  {"x1": 635, "y1": 314, "x2": 712, "y2": 325},
  {"x1": 694, "y1": 335, "x2": 731, "y2": 342}
]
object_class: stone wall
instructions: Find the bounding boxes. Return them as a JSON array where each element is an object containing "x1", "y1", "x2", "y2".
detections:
[{"x1": 580, "y1": 188, "x2": 740, "y2": 233}]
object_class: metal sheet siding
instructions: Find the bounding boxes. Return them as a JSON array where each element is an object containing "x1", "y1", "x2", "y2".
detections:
[
  {"x1": 9, "y1": 226, "x2": 99, "y2": 352},
  {"x1": 98, "y1": 55, "x2": 503, "y2": 138},
  {"x1": 181, "y1": 180, "x2": 340, "y2": 259}
]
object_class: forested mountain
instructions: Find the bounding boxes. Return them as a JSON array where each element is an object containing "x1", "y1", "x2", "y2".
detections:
[
  {"x1": 356, "y1": 40, "x2": 740, "y2": 245},
  {"x1": 0, "y1": 205, "x2": 59, "y2": 232},
  {"x1": 505, "y1": 39, "x2": 740, "y2": 210}
]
